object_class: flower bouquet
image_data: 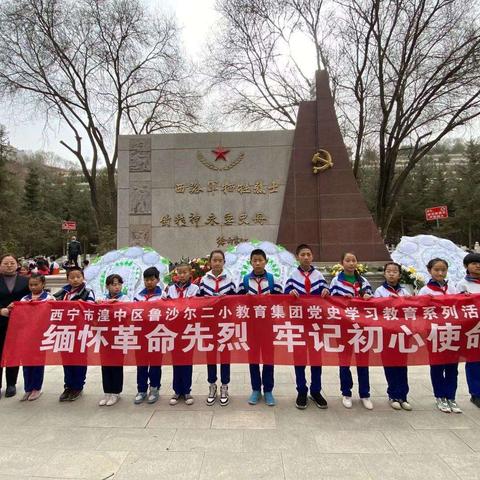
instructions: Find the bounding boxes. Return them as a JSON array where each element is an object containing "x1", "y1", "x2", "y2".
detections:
[{"x1": 400, "y1": 265, "x2": 424, "y2": 293}]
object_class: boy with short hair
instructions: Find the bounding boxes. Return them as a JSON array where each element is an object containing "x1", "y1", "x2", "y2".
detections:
[
  {"x1": 285, "y1": 244, "x2": 329, "y2": 409},
  {"x1": 165, "y1": 261, "x2": 199, "y2": 406},
  {"x1": 133, "y1": 266, "x2": 163, "y2": 405},
  {"x1": 238, "y1": 248, "x2": 282, "y2": 406},
  {"x1": 54, "y1": 267, "x2": 95, "y2": 402}
]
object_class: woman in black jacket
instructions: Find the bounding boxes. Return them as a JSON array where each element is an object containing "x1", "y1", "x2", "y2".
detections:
[{"x1": 0, "y1": 254, "x2": 30, "y2": 398}]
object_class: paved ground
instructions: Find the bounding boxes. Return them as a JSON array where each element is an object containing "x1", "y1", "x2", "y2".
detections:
[{"x1": 0, "y1": 364, "x2": 480, "y2": 479}]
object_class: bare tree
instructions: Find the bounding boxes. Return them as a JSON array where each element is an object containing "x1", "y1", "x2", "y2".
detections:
[
  {"x1": 0, "y1": 0, "x2": 199, "y2": 230},
  {"x1": 209, "y1": 0, "x2": 480, "y2": 237},
  {"x1": 337, "y1": 0, "x2": 480, "y2": 234},
  {"x1": 207, "y1": 0, "x2": 333, "y2": 128}
]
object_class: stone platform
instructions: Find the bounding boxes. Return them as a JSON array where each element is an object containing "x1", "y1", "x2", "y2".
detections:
[{"x1": 0, "y1": 365, "x2": 479, "y2": 479}]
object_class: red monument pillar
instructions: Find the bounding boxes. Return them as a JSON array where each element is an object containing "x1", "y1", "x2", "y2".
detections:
[{"x1": 277, "y1": 70, "x2": 389, "y2": 261}]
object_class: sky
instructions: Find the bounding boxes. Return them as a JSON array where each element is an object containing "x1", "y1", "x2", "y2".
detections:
[{"x1": 0, "y1": 0, "x2": 219, "y2": 161}]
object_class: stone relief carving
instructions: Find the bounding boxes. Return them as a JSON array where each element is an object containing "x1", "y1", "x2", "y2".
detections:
[
  {"x1": 130, "y1": 183, "x2": 151, "y2": 214},
  {"x1": 129, "y1": 138, "x2": 151, "y2": 172},
  {"x1": 129, "y1": 225, "x2": 152, "y2": 246}
]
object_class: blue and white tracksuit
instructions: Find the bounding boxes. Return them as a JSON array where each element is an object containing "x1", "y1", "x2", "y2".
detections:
[
  {"x1": 134, "y1": 286, "x2": 163, "y2": 393},
  {"x1": 20, "y1": 291, "x2": 55, "y2": 392},
  {"x1": 164, "y1": 282, "x2": 200, "y2": 396},
  {"x1": 418, "y1": 280, "x2": 459, "y2": 399},
  {"x1": 238, "y1": 271, "x2": 283, "y2": 393},
  {"x1": 285, "y1": 266, "x2": 328, "y2": 395},
  {"x1": 330, "y1": 272, "x2": 373, "y2": 398},
  {"x1": 55, "y1": 284, "x2": 95, "y2": 391},
  {"x1": 100, "y1": 292, "x2": 129, "y2": 394},
  {"x1": 374, "y1": 282, "x2": 410, "y2": 402},
  {"x1": 456, "y1": 276, "x2": 480, "y2": 399},
  {"x1": 199, "y1": 271, "x2": 236, "y2": 385}
]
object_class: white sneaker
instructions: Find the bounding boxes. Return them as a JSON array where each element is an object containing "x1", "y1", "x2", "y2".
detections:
[
  {"x1": 400, "y1": 401, "x2": 412, "y2": 411},
  {"x1": 134, "y1": 392, "x2": 147, "y2": 404},
  {"x1": 169, "y1": 394, "x2": 180, "y2": 406},
  {"x1": 389, "y1": 399, "x2": 401, "y2": 410},
  {"x1": 147, "y1": 387, "x2": 159, "y2": 404},
  {"x1": 342, "y1": 396, "x2": 352, "y2": 408},
  {"x1": 361, "y1": 398, "x2": 373, "y2": 410},
  {"x1": 185, "y1": 394, "x2": 194, "y2": 405},
  {"x1": 98, "y1": 394, "x2": 109, "y2": 407},
  {"x1": 106, "y1": 394, "x2": 120, "y2": 406},
  {"x1": 447, "y1": 399, "x2": 462, "y2": 414},
  {"x1": 206, "y1": 383, "x2": 217, "y2": 406},
  {"x1": 436, "y1": 397, "x2": 451, "y2": 413},
  {"x1": 219, "y1": 384, "x2": 229, "y2": 406}
]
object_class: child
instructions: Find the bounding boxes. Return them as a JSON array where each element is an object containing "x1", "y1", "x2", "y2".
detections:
[
  {"x1": 133, "y1": 267, "x2": 163, "y2": 405},
  {"x1": 374, "y1": 262, "x2": 412, "y2": 411},
  {"x1": 238, "y1": 248, "x2": 282, "y2": 406},
  {"x1": 97, "y1": 274, "x2": 129, "y2": 407},
  {"x1": 285, "y1": 244, "x2": 329, "y2": 410},
  {"x1": 49, "y1": 256, "x2": 60, "y2": 275},
  {"x1": 329, "y1": 252, "x2": 374, "y2": 410},
  {"x1": 53, "y1": 267, "x2": 95, "y2": 401},
  {"x1": 418, "y1": 258, "x2": 461, "y2": 413},
  {"x1": 19, "y1": 274, "x2": 55, "y2": 401},
  {"x1": 457, "y1": 253, "x2": 480, "y2": 408},
  {"x1": 164, "y1": 260, "x2": 199, "y2": 406},
  {"x1": 199, "y1": 250, "x2": 236, "y2": 406}
]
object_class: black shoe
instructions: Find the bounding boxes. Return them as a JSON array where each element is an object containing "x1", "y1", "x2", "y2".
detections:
[
  {"x1": 68, "y1": 390, "x2": 82, "y2": 401},
  {"x1": 295, "y1": 392, "x2": 308, "y2": 409},
  {"x1": 471, "y1": 396, "x2": 480, "y2": 408},
  {"x1": 5, "y1": 385, "x2": 16, "y2": 398},
  {"x1": 310, "y1": 392, "x2": 328, "y2": 409},
  {"x1": 59, "y1": 388, "x2": 71, "y2": 402}
]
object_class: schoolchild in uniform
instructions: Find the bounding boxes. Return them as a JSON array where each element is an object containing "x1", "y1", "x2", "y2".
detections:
[
  {"x1": 285, "y1": 244, "x2": 329, "y2": 409},
  {"x1": 199, "y1": 250, "x2": 236, "y2": 406},
  {"x1": 329, "y1": 252, "x2": 374, "y2": 410},
  {"x1": 457, "y1": 253, "x2": 480, "y2": 408},
  {"x1": 418, "y1": 258, "x2": 461, "y2": 413},
  {"x1": 18, "y1": 273, "x2": 55, "y2": 401},
  {"x1": 97, "y1": 274, "x2": 129, "y2": 407},
  {"x1": 165, "y1": 261, "x2": 199, "y2": 406},
  {"x1": 374, "y1": 262, "x2": 412, "y2": 411},
  {"x1": 133, "y1": 267, "x2": 163, "y2": 405},
  {"x1": 237, "y1": 248, "x2": 283, "y2": 406},
  {"x1": 54, "y1": 267, "x2": 95, "y2": 401}
]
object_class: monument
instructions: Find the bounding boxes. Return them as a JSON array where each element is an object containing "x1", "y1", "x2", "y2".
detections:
[{"x1": 117, "y1": 71, "x2": 389, "y2": 262}]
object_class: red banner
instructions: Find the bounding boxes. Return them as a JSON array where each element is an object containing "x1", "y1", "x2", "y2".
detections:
[{"x1": 3, "y1": 294, "x2": 480, "y2": 367}]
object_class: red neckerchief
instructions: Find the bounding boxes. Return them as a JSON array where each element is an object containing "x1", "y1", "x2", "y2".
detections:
[
  {"x1": 466, "y1": 275, "x2": 480, "y2": 285},
  {"x1": 427, "y1": 280, "x2": 448, "y2": 294},
  {"x1": 383, "y1": 282, "x2": 401, "y2": 297},
  {"x1": 175, "y1": 283, "x2": 189, "y2": 298},
  {"x1": 299, "y1": 268, "x2": 312, "y2": 294},
  {"x1": 64, "y1": 285, "x2": 82, "y2": 300},
  {"x1": 340, "y1": 273, "x2": 361, "y2": 297},
  {"x1": 253, "y1": 277, "x2": 263, "y2": 294},
  {"x1": 144, "y1": 290, "x2": 158, "y2": 300},
  {"x1": 210, "y1": 272, "x2": 224, "y2": 293}
]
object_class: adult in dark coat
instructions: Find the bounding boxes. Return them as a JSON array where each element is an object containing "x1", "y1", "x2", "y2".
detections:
[
  {"x1": 67, "y1": 236, "x2": 82, "y2": 267},
  {"x1": 0, "y1": 254, "x2": 30, "y2": 398}
]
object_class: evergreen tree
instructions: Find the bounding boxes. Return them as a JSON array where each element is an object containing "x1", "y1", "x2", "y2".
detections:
[{"x1": 23, "y1": 163, "x2": 41, "y2": 211}]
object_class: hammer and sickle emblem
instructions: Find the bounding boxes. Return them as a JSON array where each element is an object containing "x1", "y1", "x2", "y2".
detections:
[{"x1": 312, "y1": 149, "x2": 333, "y2": 174}]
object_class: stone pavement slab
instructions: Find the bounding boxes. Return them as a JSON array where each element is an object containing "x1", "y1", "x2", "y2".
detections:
[{"x1": 0, "y1": 365, "x2": 479, "y2": 479}]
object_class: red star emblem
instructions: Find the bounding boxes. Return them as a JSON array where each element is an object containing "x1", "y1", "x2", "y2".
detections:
[{"x1": 212, "y1": 145, "x2": 230, "y2": 161}]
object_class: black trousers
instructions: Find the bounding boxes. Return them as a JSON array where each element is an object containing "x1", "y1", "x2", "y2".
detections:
[
  {"x1": 68, "y1": 255, "x2": 79, "y2": 267},
  {"x1": 101, "y1": 366, "x2": 123, "y2": 394},
  {"x1": 0, "y1": 321, "x2": 19, "y2": 389}
]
